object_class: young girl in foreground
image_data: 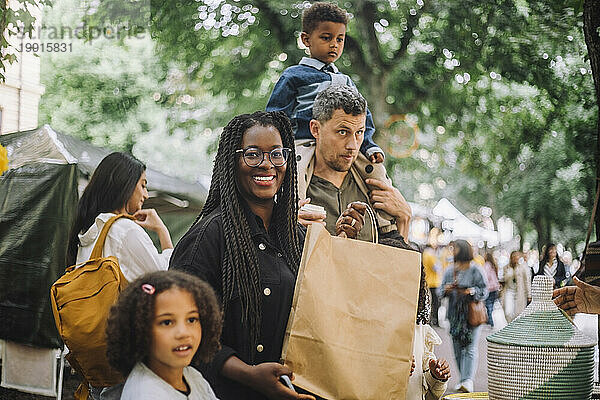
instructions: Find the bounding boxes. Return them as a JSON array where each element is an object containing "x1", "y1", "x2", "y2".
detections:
[{"x1": 106, "y1": 270, "x2": 223, "y2": 399}]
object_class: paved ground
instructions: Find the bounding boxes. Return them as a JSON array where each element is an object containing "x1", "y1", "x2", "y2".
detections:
[
  {"x1": 432, "y1": 300, "x2": 498, "y2": 395},
  {"x1": 433, "y1": 323, "x2": 494, "y2": 394}
]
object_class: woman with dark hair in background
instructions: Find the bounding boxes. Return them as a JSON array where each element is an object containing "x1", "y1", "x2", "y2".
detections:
[
  {"x1": 483, "y1": 252, "x2": 500, "y2": 327},
  {"x1": 68, "y1": 152, "x2": 173, "y2": 279},
  {"x1": 67, "y1": 152, "x2": 173, "y2": 399},
  {"x1": 169, "y1": 111, "x2": 361, "y2": 400},
  {"x1": 440, "y1": 240, "x2": 487, "y2": 393},
  {"x1": 533, "y1": 243, "x2": 567, "y2": 289}
]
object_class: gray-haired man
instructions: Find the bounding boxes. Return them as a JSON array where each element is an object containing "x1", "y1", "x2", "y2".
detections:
[{"x1": 296, "y1": 84, "x2": 411, "y2": 241}]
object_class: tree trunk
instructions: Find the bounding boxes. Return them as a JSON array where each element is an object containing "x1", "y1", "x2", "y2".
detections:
[
  {"x1": 366, "y1": 72, "x2": 390, "y2": 136},
  {"x1": 583, "y1": 0, "x2": 600, "y2": 239},
  {"x1": 545, "y1": 217, "x2": 552, "y2": 249},
  {"x1": 533, "y1": 215, "x2": 549, "y2": 254},
  {"x1": 515, "y1": 220, "x2": 526, "y2": 251}
]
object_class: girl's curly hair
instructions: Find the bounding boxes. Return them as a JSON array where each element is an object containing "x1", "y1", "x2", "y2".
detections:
[{"x1": 106, "y1": 270, "x2": 223, "y2": 376}]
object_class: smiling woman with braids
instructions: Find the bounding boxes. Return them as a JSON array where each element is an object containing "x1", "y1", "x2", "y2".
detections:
[{"x1": 169, "y1": 111, "x2": 362, "y2": 400}]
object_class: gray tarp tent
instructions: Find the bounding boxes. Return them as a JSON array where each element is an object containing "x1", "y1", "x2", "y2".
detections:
[{"x1": 0, "y1": 125, "x2": 207, "y2": 348}]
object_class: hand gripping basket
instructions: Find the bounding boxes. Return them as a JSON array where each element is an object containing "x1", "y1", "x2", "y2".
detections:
[{"x1": 487, "y1": 275, "x2": 596, "y2": 399}]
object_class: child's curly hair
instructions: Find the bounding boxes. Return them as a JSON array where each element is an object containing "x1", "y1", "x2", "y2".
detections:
[
  {"x1": 302, "y1": 2, "x2": 349, "y2": 34},
  {"x1": 106, "y1": 270, "x2": 222, "y2": 376}
]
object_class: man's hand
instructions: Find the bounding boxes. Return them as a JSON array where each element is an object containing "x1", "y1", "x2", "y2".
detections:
[
  {"x1": 553, "y1": 277, "x2": 600, "y2": 316},
  {"x1": 365, "y1": 178, "x2": 411, "y2": 237},
  {"x1": 298, "y1": 198, "x2": 326, "y2": 228},
  {"x1": 429, "y1": 358, "x2": 450, "y2": 381},
  {"x1": 336, "y1": 202, "x2": 366, "y2": 238}
]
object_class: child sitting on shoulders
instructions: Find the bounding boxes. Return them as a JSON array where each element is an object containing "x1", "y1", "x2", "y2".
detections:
[
  {"x1": 107, "y1": 270, "x2": 222, "y2": 399},
  {"x1": 266, "y1": 2, "x2": 391, "y2": 191}
]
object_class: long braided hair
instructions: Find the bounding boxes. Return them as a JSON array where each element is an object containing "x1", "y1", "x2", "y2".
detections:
[{"x1": 198, "y1": 111, "x2": 301, "y2": 352}]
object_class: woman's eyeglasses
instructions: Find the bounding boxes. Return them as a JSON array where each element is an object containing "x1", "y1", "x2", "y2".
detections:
[{"x1": 236, "y1": 147, "x2": 291, "y2": 167}]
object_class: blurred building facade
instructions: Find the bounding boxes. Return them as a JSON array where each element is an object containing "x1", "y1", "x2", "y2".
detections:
[{"x1": 0, "y1": 1, "x2": 45, "y2": 134}]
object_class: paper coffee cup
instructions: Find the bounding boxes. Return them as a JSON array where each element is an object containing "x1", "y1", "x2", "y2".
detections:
[{"x1": 300, "y1": 203, "x2": 326, "y2": 217}]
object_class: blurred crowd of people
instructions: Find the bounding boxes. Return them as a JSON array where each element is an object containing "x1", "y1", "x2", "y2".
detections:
[
  {"x1": 423, "y1": 241, "x2": 577, "y2": 328},
  {"x1": 422, "y1": 240, "x2": 577, "y2": 392}
]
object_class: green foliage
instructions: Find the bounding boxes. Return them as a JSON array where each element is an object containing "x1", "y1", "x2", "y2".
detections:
[
  {"x1": 382, "y1": 0, "x2": 596, "y2": 251},
  {"x1": 39, "y1": 35, "x2": 164, "y2": 152},
  {"x1": 25, "y1": 0, "x2": 600, "y2": 250},
  {"x1": 0, "y1": 0, "x2": 52, "y2": 81},
  {"x1": 37, "y1": 0, "x2": 218, "y2": 180}
]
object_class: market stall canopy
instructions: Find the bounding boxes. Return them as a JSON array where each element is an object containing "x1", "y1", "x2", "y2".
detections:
[
  {"x1": 2, "y1": 125, "x2": 208, "y2": 213},
  {"x1": 433, "y1": 198, "x2": 499, "y2": 245},
  {"x1": 408, "y1": 201, "x2": 429, "y2": 219},
  {"x1": 0, "y1": 125, "x2": 207, "y2": 348},
  {"x1": 432, "y1": 197, "x2": 463, "y2": 220}
]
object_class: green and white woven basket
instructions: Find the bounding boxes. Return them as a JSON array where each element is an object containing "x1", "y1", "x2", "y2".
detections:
[{"x1": 487, "y1": 275, "x2": 596, "y2": 399}]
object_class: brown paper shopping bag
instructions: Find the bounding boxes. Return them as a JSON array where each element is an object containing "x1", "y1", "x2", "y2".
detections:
[{"x1": 281, "y1": 223, "x2": 421, "y2": 400}]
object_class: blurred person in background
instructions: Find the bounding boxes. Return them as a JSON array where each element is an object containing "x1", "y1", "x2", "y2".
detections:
[
  {"x1": 472, "y1": 249, "x2": 485, "y2": 267},
  {"x1": 423, "y1": 244, "x2": 443, "y2": 327},
  {"x1": 482, "y1": 252, "x2": 500, "y2": 328},
  {"x1": 67, "y1": 152, "x2": 174, "y2": 400},
  {"x1": 560, "y1": 250, "x2": 576, "y2": 277},
  {"x1": 526, "y1": 249, "x2": 539, "y2": 276},
  {"x1": 501, "y1": 251, "x2": 531, "y2": 322},
  {"x1": 533, "y1": 243, "x2": 568, "y2": 289},
  {"x1": 440, "y1": 240, "x2": 488, "y2": 393},
  {"x1": 68, "y1": 152, "x2": 173, "y2": 277}
]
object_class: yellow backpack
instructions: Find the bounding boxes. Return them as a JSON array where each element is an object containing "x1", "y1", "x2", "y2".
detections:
[{"x1": 50, "y1": 214, "x2": 133, "y2": 399}]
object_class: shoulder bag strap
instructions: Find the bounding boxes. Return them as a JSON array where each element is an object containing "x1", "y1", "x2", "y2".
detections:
[{"x1": 90, "y1": 214, "x2": 136, "y2": 259}]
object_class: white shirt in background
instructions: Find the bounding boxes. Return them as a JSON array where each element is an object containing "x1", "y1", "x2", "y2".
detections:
[{"x1": 76, "y1": 212, "x2": 172, "y2": 282}]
